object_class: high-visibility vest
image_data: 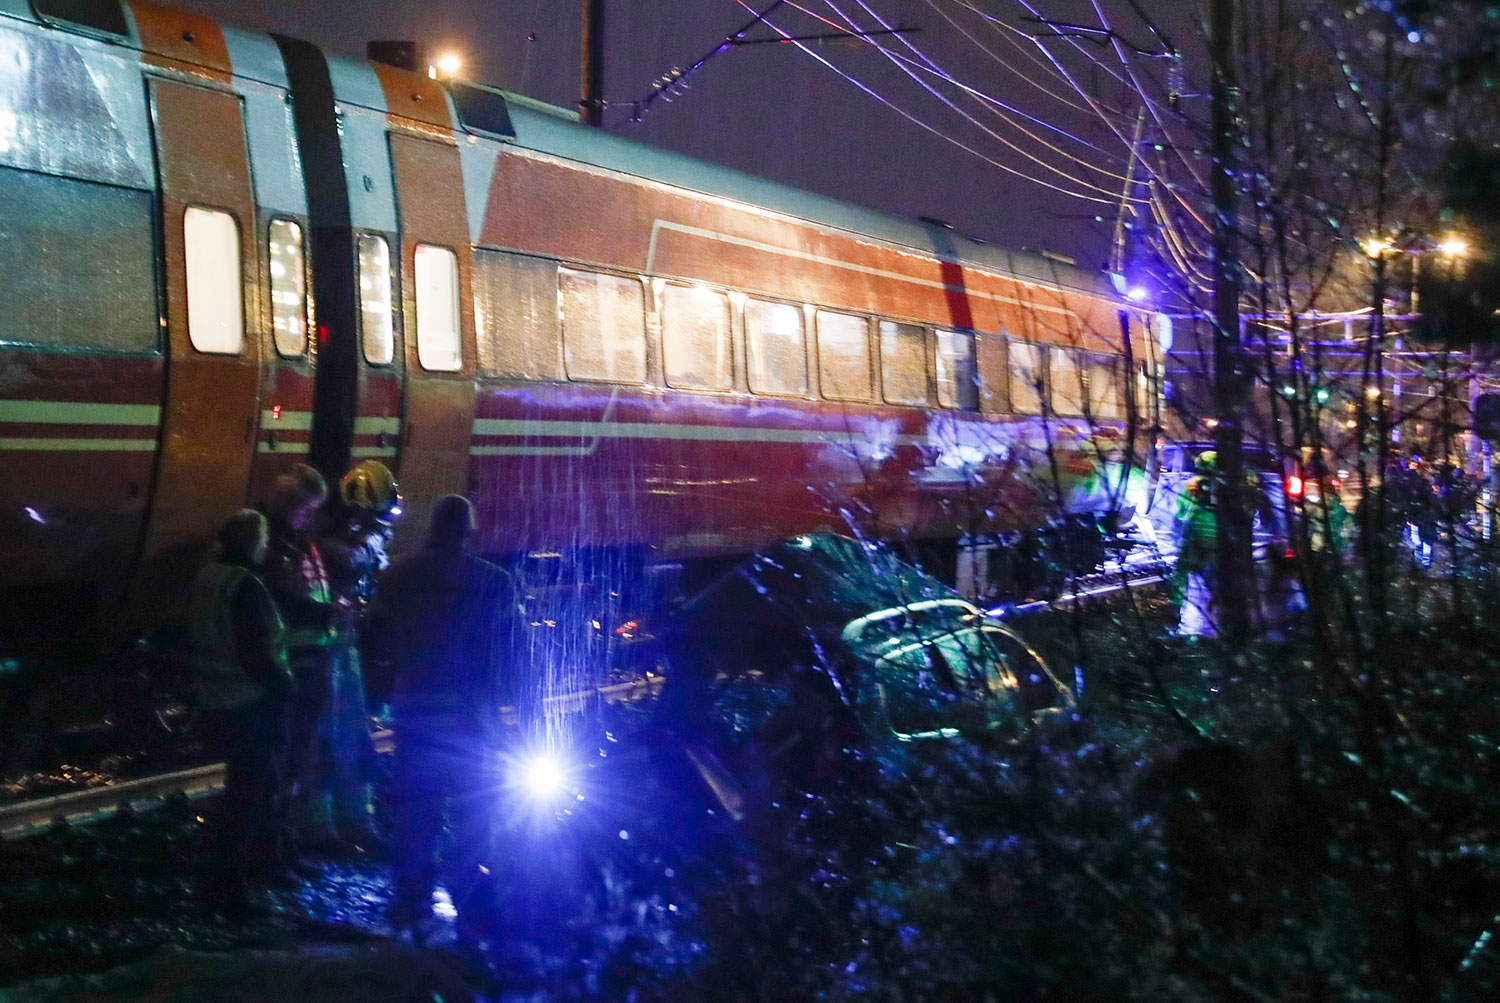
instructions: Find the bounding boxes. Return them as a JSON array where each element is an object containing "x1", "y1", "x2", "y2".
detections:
[{"x1": 186, "y1": 563, "x2": 285, "y2": 711}]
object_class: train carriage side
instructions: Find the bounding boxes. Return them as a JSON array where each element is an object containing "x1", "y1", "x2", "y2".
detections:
[
  {"x1": 0, "y1": 3, "x2": 165, "y2": 650},
  {"x1": 0, "y1": 0, "x2": 328, "y2": 647},
  {"x1": 439, "y1": 91, "x2": 1149, "y2": 585}
]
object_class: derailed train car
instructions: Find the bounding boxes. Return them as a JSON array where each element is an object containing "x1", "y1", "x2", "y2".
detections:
[{"x1": 0, "y1": 0, "x2": 1157, "y2": 656}]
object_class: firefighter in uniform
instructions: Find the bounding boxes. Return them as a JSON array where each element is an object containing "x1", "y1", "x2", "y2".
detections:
[
  {"x1": 263, "y1": 465, "x2": 348, "y2": 865},
  {"x1": 305, "y1": 461, "x2": 402, "y2": 855},
  {"x1": 1173, "y1": 451, "x2": 1219, "y2": 637}
]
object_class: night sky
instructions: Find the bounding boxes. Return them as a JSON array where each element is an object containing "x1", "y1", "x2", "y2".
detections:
[{"x1": 174, "y1": 0, "x2": 1200, "y2": 273}]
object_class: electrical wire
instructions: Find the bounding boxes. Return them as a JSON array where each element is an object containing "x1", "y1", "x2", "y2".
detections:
[
  {"x1": 1087, "y1": 0, "x2": 1213, "y2": 200},
  {"x1": 728, "y1": 0, "x2": 1137, "y2": 205},
  {"x1": 937, "y1": 0, "x2": 1102, "y2": 107},
  {"x1": 789, "y1": 0, "x2": 1128, "y2": 164},
  {"x1": 813, "y1": 0, "x2": 1146, "y2": 191},
  {"x1": 843, "y1": 0, "x2": 1115, "y2": 156}
]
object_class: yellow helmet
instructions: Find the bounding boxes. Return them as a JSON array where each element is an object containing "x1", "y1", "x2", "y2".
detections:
[{"x1": 339, "y1": 460, "x2": 402, "y2": 521}]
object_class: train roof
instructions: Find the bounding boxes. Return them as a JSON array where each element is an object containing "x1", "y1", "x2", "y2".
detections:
[{"x1": 0, "y1": 0, "x2": 1117, "y2": 301}]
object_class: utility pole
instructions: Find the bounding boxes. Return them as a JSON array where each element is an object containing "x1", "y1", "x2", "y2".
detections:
[
  {"x1": 580, "y1": 0, "x2": 604, "y2": 126},
  {"x1": 1209, "y1": 0, "x2": 1253, "y2": 638}
]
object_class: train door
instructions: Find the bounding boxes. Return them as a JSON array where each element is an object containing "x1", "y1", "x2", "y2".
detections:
[
  {"x1": 131, "y1": 77, "x2": 261, "y2": 617},
  {"x1": 386, "y1": 129, "x2": 478, "y2": 543}
]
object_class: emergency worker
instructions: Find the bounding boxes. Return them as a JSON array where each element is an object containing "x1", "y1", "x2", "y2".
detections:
[
  {"x1": 305, "y1": 460, "x2": 402, "y2": 855},
  {"x1": 186, "y1": 509, "x2": 292, "y2": 911},
  {"x1": 1173, "y1": 451, "x2": 1219, "y2": 636},
  {"x1": 262, "y1": 465, "x2": 348, "y2": 861},
  {"x1": 1307, "y1": 482, "x2": 1352, "y2": 560},
  {"x1": 373, "y1": 494, "x2": 524, "y2": 940}
]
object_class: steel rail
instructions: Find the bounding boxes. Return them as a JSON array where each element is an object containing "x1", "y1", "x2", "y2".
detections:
[
  {"x1": 0, "y1": 674, "x2": 671, "y2": 840},
  {"x1": 0, "y1": 568, "x2": 1159, "y2": 842}
]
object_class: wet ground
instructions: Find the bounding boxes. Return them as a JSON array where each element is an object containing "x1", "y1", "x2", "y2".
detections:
[{"x1": 0, "y1": 792, "x2": 706, "y2": 1002}]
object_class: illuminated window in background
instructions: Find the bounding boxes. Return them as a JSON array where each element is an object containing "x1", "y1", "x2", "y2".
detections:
[
  {"x1": 880, "y1": 320, "x2": 927, "y2": 405},
  {"x1": 746, "y1": 298, "x2": 808, "y2": 395},
  {"x1": 268, "y1": 219, "x2": 306, "y2": 357},
  {"x1": 935, "y1": 329, "x2": 978, "y2": 410},
  {"x1": 474, "y1": 249, "x2": 559, "y2": 379},
  {"x1": 1050, "y1": 347, "x2": 1085, "y2": 416},
  {"x1": 183, "y1": 206, "x2": 242, "y2": 354},
  {"x1": 1008, "y1": 341, "x2": 1044, "y2": 414},
  {"x1": 662, "y1": 284, "x2": 732, "y2": 390},
  {"x1": 561, "y1": 268, "x2": 646, "y2": 383},
  {"x1": 1088, "y1": 354, "x2": 1124, "y2": 419},
  {"x1": 414, "y1": 243, "x2": 462, "y2": 372},
  {"x1": 358, "y1": 234, "x2": 394, "y2": 365},
  {"x1": 817, "y1": 310, "x2": 872, "y2": 401}
]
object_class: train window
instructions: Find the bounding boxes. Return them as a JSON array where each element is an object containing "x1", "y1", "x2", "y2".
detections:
[
  {"x1": 935, "y1": 329, "x2": 978, "y2": 410},
  {"x1": 816, "y1": 311, "x2": 872, "y2": 402},
  {"x1": 268, "y1": 219, "x2": 307, "y2": 357},
  {"x1": 0, "y1": 166, "x2": 156, "y2": 353},
  {"x1": 31, "y1": 0, "x2": 129, "y2": 40},
  {"x1": 1088, "y1": 355, "x2": 1123, "y2": 419},
  {"x1": 358, "y1": 234, "x2": 394, "y2": 365},
  {"x1": 475, "y1": 250, "x2": 559, "y2": 379},
  {"x1": 1008, "y1": 341, "x2": 1045, "y2": 415},
  {"x1": 183, "y1": 206, "x2": 243, "y2": 355},
  {"x1": 561, "y1": 268, "x2": 646, "y2": 383},
  {"x1": 414, "y1": 244, "x2": 463, "y2": 372},
  {"x1": 746, "y1": 299, "x2": 808, "y2": 396},
  {"x1": 879, "y1": 320, "x2": 927, "y2": 405},
  {"x1": 1050, "y1": 347, "x2": 1085, "y2": 416},
  {"x1": 662, "y1": 284, "x2": 732, "y2": 391}
]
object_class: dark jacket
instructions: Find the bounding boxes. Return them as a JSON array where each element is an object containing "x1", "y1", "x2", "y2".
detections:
[
  {"x1": 373, "y1": 543, "x2": 522, "y2": 734},
  {"x1": 263, "y1": 516, "x2": 338, "y2": 655},
  {"x1": 186, "y1": 561, "x2": 290, "y2": 711}
]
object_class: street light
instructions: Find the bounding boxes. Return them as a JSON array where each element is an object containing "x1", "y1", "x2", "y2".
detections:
[
  {"x1": 1358, "y1": 230, "x2": 1473, "y2": 449},
  {"x1": 428, "y1": 52, "x2": 463, "y2": 80},
  {"x1": 1438, "y1": 235, "x2": 1469, "y2": 259}
]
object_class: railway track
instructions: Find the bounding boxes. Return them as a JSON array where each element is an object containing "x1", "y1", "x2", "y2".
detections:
[
  {"x1": 0, "y1": 674, "x2": 672, "y2": 841},
  {"x1": 0, "y1": 568, "x2": 1163, "y2": 842}
]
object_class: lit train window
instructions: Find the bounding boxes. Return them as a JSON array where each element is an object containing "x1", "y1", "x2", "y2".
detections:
[
  {"x1": 746, "y1": 299, "x2": 807, "y2": 396},
  {"x1": 561, "y1": 268, "x2": 646, "y2": 383},
  {"x1": 183, "y1": 206, "x2": 243, "y2": 355},
  {"x1": 358, "y1": 234, "x2": 394, "y2": 365},
  {"x1": 0, "y1": 166, "x2": 155, "y2": 353},
  {"x1": 475, "y1": 250, "x2": 559, "y2": 379},
  {"x1": 268, "y1": 219, "x2": 307, "y2": 357},
  {"x1": 414, "y1": 244, "x2": 462, "y2": 372},
  {"x1": 879, "y1": 320, "x2": 927, "y2": 405},
  {"x1": 935, "y1": 329, "x2": 978, "y2": 410},
  {"x1": 1050, "y1": 347, "x2": 1085, "y2": 416},
  {"x1": 816, "y1": 311, "x2": 872, "y2": 402},
  {"x1": 1008, "y1": 342, "x2": 1045, "y2": 415},
  {"x1": 663, "y1": 284, "x2": 732, "y2": 391},
  {"x1": 1088, "y1": 355, "x2": 1123, "y2": 419}
]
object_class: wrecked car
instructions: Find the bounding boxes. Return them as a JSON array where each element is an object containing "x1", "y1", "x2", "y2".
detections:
[{"x1": 653, "y1": 534, "x2": 1074, "y2": 804}]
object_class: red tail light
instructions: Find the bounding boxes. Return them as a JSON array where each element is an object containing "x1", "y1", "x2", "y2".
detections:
[{"x1": 1287, "y1": 475, "x2": 1304, "y2": 498}]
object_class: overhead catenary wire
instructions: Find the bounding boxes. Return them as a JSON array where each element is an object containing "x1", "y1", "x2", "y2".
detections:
[
  {"x1": 726, "y1": 0, "x2": 1140, "y2": 205},
  {"x1": 809, "y1": 0, "x2": 1148, "y2": 193},
  {"x1": 932, "y1": 0, "x2": 1218, "y2": 246},
  {"x1": 938, "y1": 0, "x2": 1110, "y2": 109},
  {"x1": 784, "y1": 0, "x2": 1132, "y2": 165}
]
